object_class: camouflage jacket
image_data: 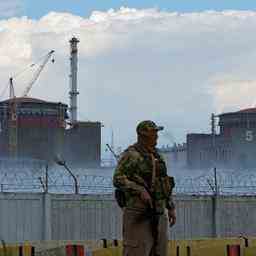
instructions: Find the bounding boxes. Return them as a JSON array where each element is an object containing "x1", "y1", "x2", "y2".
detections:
[{"x1": 113, "y1": 143, "x2": 175, "y2": 213}]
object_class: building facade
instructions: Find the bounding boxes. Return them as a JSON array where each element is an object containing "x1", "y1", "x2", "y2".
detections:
[
  {"x1": 160, "y1": 143, "x2": 187, "y2": 171},
  {"x1": 187, "y1": 108, "x2": 256, "y2": 169},
  {"x1": 64, "y1": 121, "x2": 101, "y2": 168},
  {"x1": 0, "y1": 97, "x2": 101, "y2": 167}
]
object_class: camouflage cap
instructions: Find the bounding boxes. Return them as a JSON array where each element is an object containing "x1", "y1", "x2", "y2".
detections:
[{"x1": 136, "y1": 120, "x2": 164, "y2": 134}]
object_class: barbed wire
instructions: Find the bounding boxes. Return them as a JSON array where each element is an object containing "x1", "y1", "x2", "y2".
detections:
[{"x1": 0, "y1": 159, "x2": 256, "y2": 195}]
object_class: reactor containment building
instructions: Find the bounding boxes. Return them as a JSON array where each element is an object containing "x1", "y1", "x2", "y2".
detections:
[
  {"x1": 0, "y1": 37, "x2": 101, "y2": 168},
  {"x1": 0, "y1": 97, "x2": 101, "y2": 167}
]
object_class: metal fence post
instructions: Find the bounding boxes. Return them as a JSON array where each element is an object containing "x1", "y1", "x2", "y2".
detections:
[
  {"x1": 42, "y1": 193, "x2": 52, "y2": 240},
  {"x1": 212, "y1": 167, "x2": 220, "y2": 238},
  {"x1": 45, "y1": 164, "x2": 48, "y2": 193}
]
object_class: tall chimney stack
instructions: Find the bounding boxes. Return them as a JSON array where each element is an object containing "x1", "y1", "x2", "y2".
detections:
[{"x1": 69, "y1": 37, "x2": 80, "y2": 124}]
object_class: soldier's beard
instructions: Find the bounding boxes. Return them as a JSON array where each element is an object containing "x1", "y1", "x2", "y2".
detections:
[{"x1": 137, "y1": 135, "x2": 157, "y2": 153}]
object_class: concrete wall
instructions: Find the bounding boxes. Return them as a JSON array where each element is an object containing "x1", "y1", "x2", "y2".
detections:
[
  {"x1": 0, "y1": 193, "x2": 43, "y2": 241},
  {"x1": 0, "y1": 193, "x2": 255, "y2": 242},
  {"x1": 50, "y1": 195, "x2": 122, "y2": 240}
]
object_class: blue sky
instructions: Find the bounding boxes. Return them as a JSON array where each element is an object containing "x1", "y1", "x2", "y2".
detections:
[{"x1": 24, "y1": 0, "x2": 256, "y2": 18}]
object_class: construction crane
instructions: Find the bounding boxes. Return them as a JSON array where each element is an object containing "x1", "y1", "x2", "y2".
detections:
[
  {"x1": 6, "y1": 50, "x2": 55, "y2": 99},
  {"x1": 22, "y1": 50, "x2": 55, "y2": 97},
  {"x1": 6, "y1": 50, "x2": 55, "y2": 157}
]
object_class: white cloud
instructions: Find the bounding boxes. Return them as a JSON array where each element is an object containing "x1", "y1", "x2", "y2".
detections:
[
  {"x1": 0, "y1": 0, "x2": 24, "y2": 18},
  {"x1": 209, "y1": 78, "x2": 256, "y2": 113},
  {"x1": 0, "y1": 8, "x2": 256, "y2": 149}
]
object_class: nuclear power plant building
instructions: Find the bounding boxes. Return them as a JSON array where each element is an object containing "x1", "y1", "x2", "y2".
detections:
[
  {"x1": 161, "y1": 107, "x2": 256, "y2": 170},
  {"x1": 187, "y1": 108, "x2": 256, "y2": 169},
  {"x1": 0, "y1": 97, "x2": 101, "y2": 167}
]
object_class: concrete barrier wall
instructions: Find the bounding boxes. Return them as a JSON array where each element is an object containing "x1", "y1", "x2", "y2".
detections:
[
  {"x1": 170, "y1": 196, "x2": 214, "y2": 240},
  {"x1": 0, "y1": 193, "x2": 43, "y2": 241},
  {"x1": 50, "y1": 195, "x2": 122, "y2": 240},
  {"x1": 217, "y1": 197, "x2": 256, "y2": 237},
  {"x1": 0, "y1": 193, "x2": 255, "y2": 242}
]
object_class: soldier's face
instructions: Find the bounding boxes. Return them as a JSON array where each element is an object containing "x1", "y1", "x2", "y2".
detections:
[{"x1": 145, "y1": 130, "x2": 158, "y2": 147}]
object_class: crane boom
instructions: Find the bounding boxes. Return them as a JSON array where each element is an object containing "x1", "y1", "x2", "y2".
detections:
[{"x1": 22, "y1": 50, "x2": 55, "y2": 97}]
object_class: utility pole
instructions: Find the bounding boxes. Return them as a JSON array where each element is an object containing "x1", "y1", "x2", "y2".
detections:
[
  {"x1": 212, "y1": 167, "x2": 219, "y2": 238},
  {"x1": 211, "y1": 113, "x2": 216, "y2": 147},
  {"x1": 55, "y1": 157, "x2": 79, "y2": 194},
  {"x1": 210, "y1": 113, "x2": 219, "y2": 238},
  {"x1": 45, "y1": 163, "x2": 49, "y2": 193},
  {"x1": 213, "y1": 167, "x2": 218, "y2": 196}
]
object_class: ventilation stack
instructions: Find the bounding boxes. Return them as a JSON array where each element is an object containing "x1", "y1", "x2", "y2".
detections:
[{"x1": 69, "y1": 37, "x2": 80, "y2": 124}]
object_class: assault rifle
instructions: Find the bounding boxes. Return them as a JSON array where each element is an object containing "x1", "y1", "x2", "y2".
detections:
[{"x1": 131, "y1": 175, "x2": 160, "y2": 256}]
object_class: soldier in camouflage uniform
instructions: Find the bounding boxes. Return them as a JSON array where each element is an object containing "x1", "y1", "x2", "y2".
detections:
[{"x1": 113, "y1": 120, "x2": 176, "y2": 256}]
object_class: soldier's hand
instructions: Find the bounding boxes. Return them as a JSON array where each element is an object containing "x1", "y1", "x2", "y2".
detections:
[
  {"x1": 140, "y1": 190, "x2": 153, "y2": 208},
  {"x1": 168, "y1": 209, "x2": 176, "y2": 227}
]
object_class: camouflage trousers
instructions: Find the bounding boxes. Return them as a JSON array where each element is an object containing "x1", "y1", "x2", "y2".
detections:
[{"x1": 122, "y1": 207, "x2": 169, "y2": 256}]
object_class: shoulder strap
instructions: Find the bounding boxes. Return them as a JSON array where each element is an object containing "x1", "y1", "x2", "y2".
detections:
[
  {"x1": 150, "y1": 153, "x2": 157, "y2": 192},
  {"x1": 131, "y1": 144, "x2": 157, "y2": 192}
]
